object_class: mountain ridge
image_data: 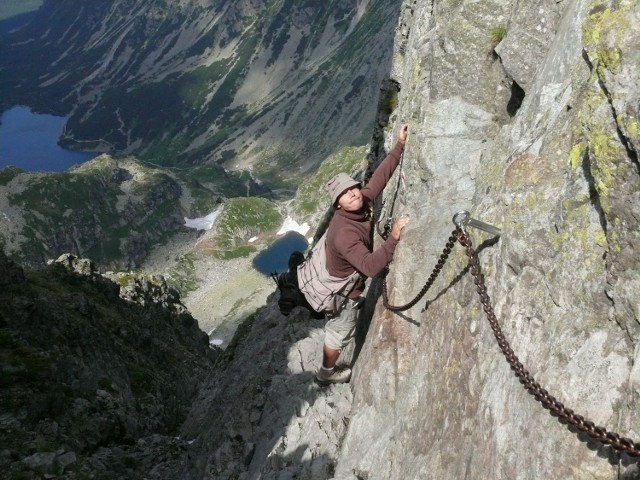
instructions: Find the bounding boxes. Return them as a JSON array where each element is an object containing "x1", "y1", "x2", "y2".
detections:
[{"x1": 0, "y1": 0, "x2": 401, "y2": 189}]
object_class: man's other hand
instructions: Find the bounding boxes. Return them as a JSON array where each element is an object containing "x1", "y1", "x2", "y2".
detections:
[
  {"x1": 390, "y1": 216, "x2": 410, "y2": 240},
  {"x1": 397, "y1": 123, "x2": 409, "y2": 144}
]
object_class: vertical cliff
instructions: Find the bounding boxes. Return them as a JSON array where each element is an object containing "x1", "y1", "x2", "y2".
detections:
[{"x1": 337, "y1": 0, "x2": 640, "y2": 478}]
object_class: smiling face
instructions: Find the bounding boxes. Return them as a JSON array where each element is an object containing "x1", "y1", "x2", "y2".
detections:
[{"x1": 336, "y1": 186, "x2": 363, "y2": 212}]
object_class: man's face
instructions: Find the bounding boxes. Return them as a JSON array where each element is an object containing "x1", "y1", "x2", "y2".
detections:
[{"x1": 337, "y1": 186, "x2": 363, "y2": 212}]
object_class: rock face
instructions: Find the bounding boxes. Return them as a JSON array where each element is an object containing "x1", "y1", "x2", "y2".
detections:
[
  {"x1": 1, "y1": 0, "x2": 639, "y2": 479},
  {"x1": 335, "y1": 0, "x2": 640, "y2": 478}
]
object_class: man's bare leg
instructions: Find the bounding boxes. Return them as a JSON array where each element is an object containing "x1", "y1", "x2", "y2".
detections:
[{"x1": 322, "y1": 344, "x2": 341, "y2": 369}]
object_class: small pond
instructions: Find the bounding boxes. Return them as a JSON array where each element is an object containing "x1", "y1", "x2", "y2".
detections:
[
  {"x1": 0, "y1": 105, "x2": 95, "y2": 172},
  {"x1": 253, "y1": 231, "x2": 309, "y2": 274}
]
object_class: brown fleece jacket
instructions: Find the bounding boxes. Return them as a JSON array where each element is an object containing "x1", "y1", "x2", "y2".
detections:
[{"x1": 325, "y1": 141, "x2": 404, "y2": 298}]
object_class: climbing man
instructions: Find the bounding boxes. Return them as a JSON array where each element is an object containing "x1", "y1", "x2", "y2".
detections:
[{"x1": 311, "y1": 123, "x2": 410, "y2": 384}]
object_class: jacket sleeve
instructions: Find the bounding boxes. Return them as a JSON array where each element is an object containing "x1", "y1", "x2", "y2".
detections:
[
  {"x1": 361, "y1": 141, "x2": 404, "y2": 202},
  {"x1": 337, "y1": 228, "x2": 399, "y2": 278}
]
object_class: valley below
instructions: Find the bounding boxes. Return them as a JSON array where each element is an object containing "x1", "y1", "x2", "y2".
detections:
[{"x1": 141, "y1": 231, "x2": 278, "y2": 348}]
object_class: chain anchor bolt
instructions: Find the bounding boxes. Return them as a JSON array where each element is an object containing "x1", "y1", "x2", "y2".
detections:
[{"x1": 452, "y1": 211, "x2": 501, "y2": 237}]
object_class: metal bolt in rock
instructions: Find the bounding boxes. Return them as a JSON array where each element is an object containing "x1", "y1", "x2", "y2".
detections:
[{"x1": 452, "y1": 210, "x2": 501, "y2": 237}]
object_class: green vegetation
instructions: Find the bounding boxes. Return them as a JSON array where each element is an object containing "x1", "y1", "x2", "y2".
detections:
[
  {"x1": 252, "y1": 150, "x2": 300, "y2": 191},
  {"x1": 11, "y1": 167, "x2": 120, "y2": 261},
  {"x1": 325, "y1": 1, "x2": 382, "y2": 65},
  {"x1": 127, "y1": 364, "x2": 155, "y2": 395},
  {"x1": 378, "y1": 88, "x2": 398, "y2": 116},
  {"x1": 571, "y1": 87, "x2": 622, "y2": 214},
  {"x1": 489, "y1": 26, "x2": 507, "y2": 49},
  {"x1": 0, "y1": 166, "x2": 24, "y2": 186},
  {"x1": 582, "y1": 4, "x2": 631, "y2": 77},
  {"x1": 213, "y1": 245, "x2": 257, "y2": 260},
  {"x1": 0, "y1": 328, "x2": 50, "y2": 391},
  {"x1": 165, "y1": 253, "x2": 199, "y2": 296},
  {"x1": 169, "y1": 59, "x2": 232, "y2": 117},
  {"x1": 173, "y1": 35, "x2": 260, "y2": 166},
  {"x1": 111, "y1": 272, "x2": 141, "y2": 288},
  {"x1": 11, "y1": 159, "x2": 120, "y2": 217},
  {"x1": 10, "y1": 468, "x2": 32, "y2": 480},
  {"x1": 212, "y1": 197, "x2": 281, "y2": 258},
  {"x1": 292, "y1": 145, "x2": 368, "y2": 216},
  {"x1": 568, "y1": 144, "x2": 584, "y2": 171},
  {"x1": 187, "y1": 189, "x2": 220, "y2": 218},
  {"x1": 585, "y1": 127, "x2": 621, "y2": 199},
  {"x1": 7, "y1": 158, "x2": 186, "y2": 268},
  {"x1": 186, "y1": 164, "x2": 256, "y2": 201},
  {"x1": 0, "y1": 0, "x2": 43, "y2": 20},
  {"x1": 26, "y1": 267, "x2": 76, "y2": 293},
  {"x1": 624, "y1": 117, "x2": 640, "y2": 138}
]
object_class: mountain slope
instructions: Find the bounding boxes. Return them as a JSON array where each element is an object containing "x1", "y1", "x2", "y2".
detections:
[
  {"x1": 3, "y1": 0, "x2": 639, "y2": 479},
  {"x1": 0, "y1": 0, "x2": 401, "y2": 189},
  {"x1": 0, "y1": 251, "x2": 216, "y2": 479}
]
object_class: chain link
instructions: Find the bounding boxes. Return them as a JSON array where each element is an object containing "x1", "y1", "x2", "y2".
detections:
[
  {"x1": 381, "y1": 227, "x2": 640, "y2": 457},
  {"x1": 382, "y1": 230, "x2": 457, "y2": 311}
]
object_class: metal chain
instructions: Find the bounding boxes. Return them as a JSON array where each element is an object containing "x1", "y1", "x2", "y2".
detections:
[
  {"x1": 382, "y1": 230, "x2": 457, "y2": 311},
  {"x1": 382, "y1": 227, "x2": 640, "y2": 457},
  {"x1": 376, "y1": 150, "x2": 405, "y2": 240}
]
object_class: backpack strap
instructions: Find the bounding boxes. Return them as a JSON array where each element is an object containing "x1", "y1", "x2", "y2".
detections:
[{"x1": 297, "y1": 232, "x2": 361, "y2": 314}]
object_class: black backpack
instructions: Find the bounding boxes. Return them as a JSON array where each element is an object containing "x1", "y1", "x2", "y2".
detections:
[{"x1": 271, "y1": 251, "x2": 324, "y2": 319}]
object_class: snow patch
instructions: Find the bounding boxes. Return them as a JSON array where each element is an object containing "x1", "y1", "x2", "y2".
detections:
[
  {"x1": 184, "y1": 208, "x2": 222, "y2": 230},
  {"x1": 277, "y1": 216, "x2": 310, "y2": 237}
]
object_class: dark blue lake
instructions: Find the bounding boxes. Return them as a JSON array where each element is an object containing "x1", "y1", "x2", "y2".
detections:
[
  {"x1": 0, "y1": 106, "x2": 95, "y2": 172},
  {"x1": 253, "y1": 231, "x2": 309, "y2": 274}
]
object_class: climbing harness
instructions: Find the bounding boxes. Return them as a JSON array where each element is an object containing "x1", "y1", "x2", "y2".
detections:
[
  {"x1": 382, "y1": 211, "x2": 640, "y2": 458},
  {"x1": 376, "y1": 150, "x2": 406, "y2": 240}
]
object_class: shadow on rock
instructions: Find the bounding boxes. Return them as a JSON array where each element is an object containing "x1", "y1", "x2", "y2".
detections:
[{"x1": 172, "y1": 297, "x2": 353, "y2": 479}]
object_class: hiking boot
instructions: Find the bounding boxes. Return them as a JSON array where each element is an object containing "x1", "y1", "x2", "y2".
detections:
[{"x1": 315, "y1": 365, "x2": 352, "y2": 385}]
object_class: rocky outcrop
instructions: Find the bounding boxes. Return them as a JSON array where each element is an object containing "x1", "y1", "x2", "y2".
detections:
[
  {"x1": 0, "y1": 156, "x2": 188, "y2": 269},
  {"x1": 179, "y1": 304, "x2": 352, "y2": 479},
  {"x1": 0, "y1": 251, "x2": 216, "y2": 479}
]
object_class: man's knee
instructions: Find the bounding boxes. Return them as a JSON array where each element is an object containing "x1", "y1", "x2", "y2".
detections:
[{"x1": 323, "y1": 298, "x2": 362, "y2": 349}]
